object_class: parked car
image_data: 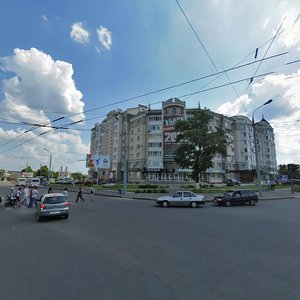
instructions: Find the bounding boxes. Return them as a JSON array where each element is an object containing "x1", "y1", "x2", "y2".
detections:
[
  {"x1": 226, "y1": 179, "x2": 241, "y2": 186},
  {"x1": 156, "y1": 191, "x2": 205, "y2": 208},
  {"x1": 36, "y1": 193, "x2": 69, "y2": 222},
  {"x1": 213, "y1": 189, "x2": 258, "y2": 207}
]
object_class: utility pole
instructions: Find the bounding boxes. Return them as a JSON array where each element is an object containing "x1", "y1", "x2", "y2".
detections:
[{"x1": 43, "y1": 148, "x2": 52, "y2": 182}]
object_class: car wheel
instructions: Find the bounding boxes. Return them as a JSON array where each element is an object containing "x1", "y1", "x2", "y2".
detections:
[
  {"x1": 162, "y1": 201, "x2": 168, "y2": 208},
  {"x1": 225, "y1": 200, "x2": 231, "y2": 207},
  {"x1": 190, "y1": 201, "x2": 197, "y2": 208},
  {"x1": 250, "y1": 199, "x2": 256, "y2": 206}
]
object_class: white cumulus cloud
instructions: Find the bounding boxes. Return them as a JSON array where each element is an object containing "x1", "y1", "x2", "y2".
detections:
[
  {"x1": 216, "y1": 95, "x2": 252, "y2": 117},
  {"x1": 0, "y1": 48, "x2": 89, "y2": 173},
  {"x1": 0, "y1": 47, "x2": 85, "y2": 122},
  {"x1": 70, "y1": 22, "x2": 90, "y2": 45},
  {"x1": 96, "y1": 26, "x2": 112, "y2": 50},
  {"x1": 216, "y1": 69, "x2": 300, "y2": 165}
]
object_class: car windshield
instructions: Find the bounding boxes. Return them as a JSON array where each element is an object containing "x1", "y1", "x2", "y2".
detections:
[
  {"x1": 224, "y1": 191, "x2": 234, "y2": 196},
  {"x1": 44, "y1": 196, "x2": 67, "y2": 204}
]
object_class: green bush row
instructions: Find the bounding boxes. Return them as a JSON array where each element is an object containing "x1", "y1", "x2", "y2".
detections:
[{"x1": 138, "y1": 184, "x2": 158, "y2": 189}]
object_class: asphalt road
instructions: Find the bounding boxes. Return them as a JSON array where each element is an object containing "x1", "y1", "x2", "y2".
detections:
[{"x1": 0, "y1": 184, "x2": 300, "y2": 300}]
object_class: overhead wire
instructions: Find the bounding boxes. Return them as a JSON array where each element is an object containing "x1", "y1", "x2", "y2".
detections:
[{"x1": 175, "y1": 0, "x2": 218, "y2": 71}]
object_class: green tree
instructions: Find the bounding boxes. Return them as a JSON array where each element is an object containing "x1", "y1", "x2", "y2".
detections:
[
  {"x1": 21, "y1": 166, "x2": 33, "y2": 173},
  {"x1": 52, "y1": 171, "x2": 59, "y2": 181},
  {"x1": 278, "y1": 164, "x2": 288, "y2": 176},
  {"x1": 71, "y1": 172, "x2": 84, "y2": 180},
  {"x1": 36, "y1": 165, "x2": 49, "y2": 177},
  {"x1": 174, "y1": 110, "x2": 230, "y2": 182}
]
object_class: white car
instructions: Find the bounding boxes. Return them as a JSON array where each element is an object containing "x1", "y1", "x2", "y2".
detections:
[{"x1": 156, "y1": 191, "x2": 205, "y2": 208}]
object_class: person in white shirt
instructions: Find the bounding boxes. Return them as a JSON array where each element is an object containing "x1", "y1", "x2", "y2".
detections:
[
  {"x1": 28, "y1": 186, "x2": 39, "y2": 208},
  {"x1": 21, "y1": 185, "x2": 30, "y2": 206},
  {"x1": 15, "y1": 187, "x2": 22, "y2": 207}
]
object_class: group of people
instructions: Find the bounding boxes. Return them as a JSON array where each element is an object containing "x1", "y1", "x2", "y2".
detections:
[
  {"x1": 9, "y1": 185, "x2": 39, "y2": 208},
  {"x1": 8, "y1": 185, "x2": 95, "y2": 207},
  {"x1": 266, "y1": 179, "x2": 276, "y2": 191}
]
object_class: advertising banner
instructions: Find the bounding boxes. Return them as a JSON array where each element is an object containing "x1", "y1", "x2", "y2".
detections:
[{"x1": 86, "y1": 154, "x2": 111, "y2": 169}]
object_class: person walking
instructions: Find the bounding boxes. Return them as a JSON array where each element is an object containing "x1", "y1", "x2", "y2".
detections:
[
  {"x1": 15, "y1": 187, "x2": 22, "y2": 207},
  {"x1": 28, "y1": 186, "x2": 38, "y2": 208},
  {"x1": 90, "y1": 187, "x2": 94, "y2": 201},
  {"x1": 266, "y1": 179, "x2": 271, "y2": 191},
  {"x1": 75, "y1": 186, "x2": 85, "y2": 202},
  {"x1": 48, "y1": 187, "x2": 53, "y2": 193},
  {"x1": 21, "y1": 185, "x2": 30, "y2": 206}
]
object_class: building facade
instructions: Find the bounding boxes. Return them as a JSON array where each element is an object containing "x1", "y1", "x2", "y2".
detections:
[{"x1": 89, "y1": 99, "x2": 277, "y2": 183}]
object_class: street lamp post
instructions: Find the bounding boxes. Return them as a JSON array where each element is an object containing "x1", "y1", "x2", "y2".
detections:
[
  {"x1": 252, "y1": 99, "x2": 273, "y2": 197},
  {"x1": 115, "y1": 115, "x2": 127, "y2": 194},
  {"x1": 43, "y1": 148, "x2": 52, "y2": 182}
]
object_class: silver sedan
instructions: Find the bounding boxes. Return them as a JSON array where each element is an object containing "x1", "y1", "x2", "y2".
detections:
[
  {"x1": 36, "y1": 193, "x2": 69, "y2": 221},
  {"x1": 156, "y1": 191, "x2": 205, "y2": 208}
]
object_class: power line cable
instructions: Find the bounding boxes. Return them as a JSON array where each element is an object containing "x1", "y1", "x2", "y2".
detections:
[
  {"x1": 175, "y1": 0, "x2": 218, "y2": 71},
  {"x1": 0, "y1": 52, "x2": 293, "y2": 154}
]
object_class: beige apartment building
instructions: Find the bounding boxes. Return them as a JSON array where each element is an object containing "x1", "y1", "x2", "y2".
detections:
[{"x1": 89, "y1": 98, "x2": 277, "y2": 183}]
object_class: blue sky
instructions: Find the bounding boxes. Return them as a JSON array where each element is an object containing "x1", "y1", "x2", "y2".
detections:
[{"x1": 0, "y1": 0, "x2": 300, "y2": 173}]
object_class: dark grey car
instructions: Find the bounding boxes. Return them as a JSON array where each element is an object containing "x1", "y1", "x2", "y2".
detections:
[
  {"x1": 36, "y1": 193, "x2": 69, "y2": 221},
  {"x1": 213, "y1": 190, "x2": 258, "y2": 207}
]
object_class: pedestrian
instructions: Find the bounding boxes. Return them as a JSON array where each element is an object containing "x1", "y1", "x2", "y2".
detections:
[
  {"x1": 15, "y1": 187, "x2": 22, "y2": 207},
  {"x1": 28, "y1": 186, "x2": 38, "y2": 208},
  {"x1": 266, "y1": 179, "x2": 271, "y2": 191},
  {"x1": 90, "y1": 187, "x2": 94, "y2": 201},
  {"x1": 9, "y1": 187, "x2": 17, "y2": 206},
  {"x1": 63, "y1": 187, "x2": 68, "y2": 197},
  {"x1": 271, "y1": 179, "x2": 276, "y2": 191},
  {"x1": 48, "y1": 187, "x2": 53, "y2": 193},
  {"x1": 75, "y1": 186, "x2": 85, "y2": 202},
  {"x1": 21, "y1": 185, "x2": 30, "y2": 206}
]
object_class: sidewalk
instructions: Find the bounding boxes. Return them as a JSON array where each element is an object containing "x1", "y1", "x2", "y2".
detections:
[{"x1": 119, "y1": 188, "x2": 300, "y2": 202}]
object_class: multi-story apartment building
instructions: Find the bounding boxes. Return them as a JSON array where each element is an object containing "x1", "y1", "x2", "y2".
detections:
[
  {"x1": 89, "y1": 99, "x2": 277, "y2": 183},
  {"x1": 255, "y1": 117, "x2": 277, "y2": 178}
]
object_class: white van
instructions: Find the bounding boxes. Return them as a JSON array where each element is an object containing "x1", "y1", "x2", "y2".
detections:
[
  {"x1": 16, "y1": 177, "x2": 27, "y2": 186},
  {"x1": 28, "y1": 178, "x2": 40, "y2": 187}
]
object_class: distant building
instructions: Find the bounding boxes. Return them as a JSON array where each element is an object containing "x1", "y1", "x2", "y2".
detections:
[
  {"x1": 58, "y1": 166, "x2": 71, "y2": 180},
  {"x1": 89, "y1": 99, "x2": 277, "y2": 183}
]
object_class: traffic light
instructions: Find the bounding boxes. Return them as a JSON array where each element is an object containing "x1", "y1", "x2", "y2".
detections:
[{"x1": 287, "y1": 164, "x2": 300, "y2": 174}]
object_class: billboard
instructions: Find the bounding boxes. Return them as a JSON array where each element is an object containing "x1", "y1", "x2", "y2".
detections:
[{"x1": 86, "y1": 154, "x2": 111, "y2": 169}]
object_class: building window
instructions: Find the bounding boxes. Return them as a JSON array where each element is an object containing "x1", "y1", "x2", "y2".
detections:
[{"x1": 172, "y1": 108, "x2": 176, "y2": 114}]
